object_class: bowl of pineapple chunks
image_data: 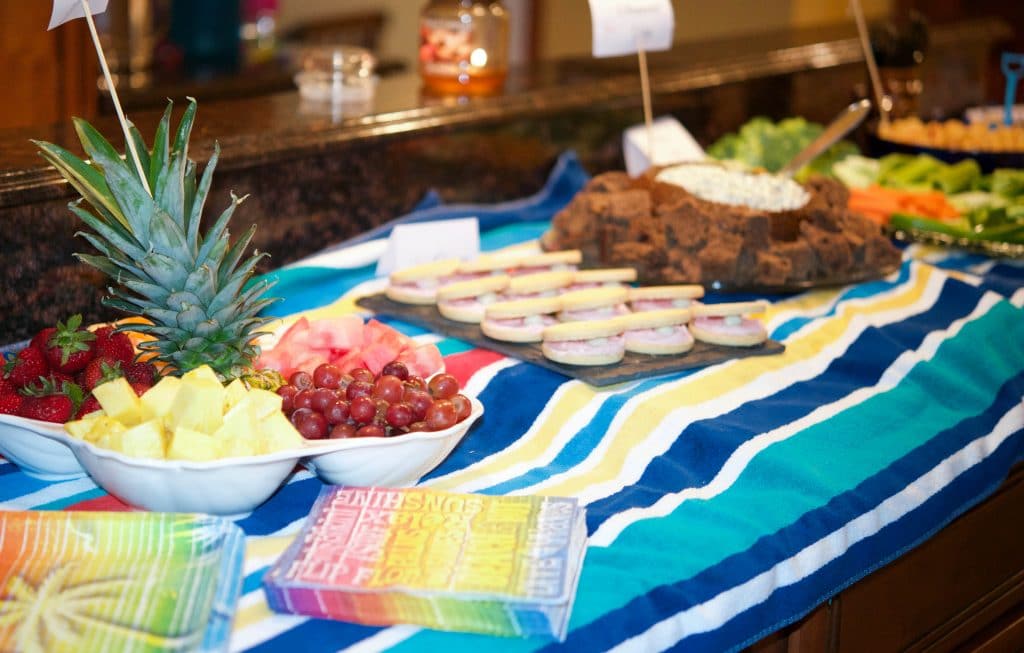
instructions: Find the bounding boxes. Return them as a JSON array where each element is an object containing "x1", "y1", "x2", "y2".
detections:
[
  {"x1": 41, "y1": 365, "x2": 311, "y2": 515},
  {"x1": 38, "y1": 364, "x2": 482, "y2": 515}
]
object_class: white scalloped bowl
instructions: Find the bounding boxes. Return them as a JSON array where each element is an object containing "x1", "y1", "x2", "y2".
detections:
[
  {"x1": 29, "y1": 397, "x2": 483, "y2": 515},
  {"x1": 0, "y1": 413, "x2": 86, "y2": 480},
  {"x1": 302, "y1": 396, "x2": 482, "y2": 486},
  {"x1": 34, "y1": 431, "x2": 305, "y2": 515}
]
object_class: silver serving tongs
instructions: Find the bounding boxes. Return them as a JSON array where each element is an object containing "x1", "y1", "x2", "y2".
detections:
[{"x1": 777, "y1": 99, "x2": 872, "y2": 178}]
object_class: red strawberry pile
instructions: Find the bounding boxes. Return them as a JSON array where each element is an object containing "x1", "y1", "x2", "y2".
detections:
[{"x1": 1, "y1": 315, "x2": 157, "y2": 423}]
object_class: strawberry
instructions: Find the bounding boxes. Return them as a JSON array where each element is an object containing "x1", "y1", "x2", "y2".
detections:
[
  {"x1": 30, "y1": 327, "x2": 57, "y2": 353},
  {"x1": 75, "y1": 395, "x2": 102, "y2": 419},
  {"x1": 0, "y1": 377, "x2": 13, "y2": 396},
  {"x1": 124, "y1": 361, "x2": 156, "y2": 386},
  {"x1": 129, "y1": 381, "x2": 152, "y2": 397},
  {"x1": 43, "y1": 314, "x2": 96, "y2": 375},
  {"x1": 92, "y1": 326, "x2": 135, "y2": 366},
  {"x1": 18, "y1": 395, "x2": 73, "y2": 423},
  {"x1": 79, "y1": 356, "x2": 123, "y2": 391},
  {"x1": 0, "y1": 393, "x2": 23, "y2": 415},
  {"x1": 4, "y1": 347, "x2": 49, "y2": 389}
]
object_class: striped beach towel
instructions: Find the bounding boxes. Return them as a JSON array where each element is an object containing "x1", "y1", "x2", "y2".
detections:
[{"x1": 2, "y1": 152, "x2": 1022, "y2": 652}]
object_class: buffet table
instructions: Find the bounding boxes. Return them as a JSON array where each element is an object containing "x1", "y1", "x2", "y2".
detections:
[{"x1": 2, "y1": 153, "x2": 1022, "y2": 652}]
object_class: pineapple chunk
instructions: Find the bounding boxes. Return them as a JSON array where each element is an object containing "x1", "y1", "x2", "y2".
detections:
[
  {"x1": 182, "y1": 365, "x2": 221, "y2": 385},
  {"x1": 117, "y1": 419, "x2": 166, "y2": 459},
  {"x1": 65, "y1": 414, "x2": 103, "y2": 440},
  {"x1": 216, "y1": 399, "x2": 259, "y2": 441},
  {"x1": 242, "y1": 389, "x2": 283, "y2": 419},
  {"x1": 85, "y1": 416, "x2": 127, "y2": 446},
  {"x1": 221, "y1": 435, "x2": 260, "y2": 458},
  {"x1": 140, "y1": 376, "x2": 182, "y2": 421},
  {"x1": 258, "y1": 412, "x2": 304, "y2": 454},
  {"x1": 92, "y1": 377, "x2": 145, "y2": 427},
  {"x1": 165, "y1": 378, "x2": 226, "y2": 434},
  {"x1": 167, "y1": 426, "x2": 221, "y2": 461},
  {"x1": 223, "y1": 379, "x2": 248, "y2": 412}
]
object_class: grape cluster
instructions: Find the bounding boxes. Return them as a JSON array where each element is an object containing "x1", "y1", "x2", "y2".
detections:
[{"x1": 277, "y1": 361, "x2": 472, "y2": 440}]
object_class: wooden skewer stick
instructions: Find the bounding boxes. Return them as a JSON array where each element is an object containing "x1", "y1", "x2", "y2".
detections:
[
  {"x1": 637, "y1": 43, "x2": 655, "y2": 166},
  {"x1": 79, "y1": 0, "x2": 152, "y2": 195},
  {"x1": 850, "y1": 0, "x2": 888, "y2": 126}
]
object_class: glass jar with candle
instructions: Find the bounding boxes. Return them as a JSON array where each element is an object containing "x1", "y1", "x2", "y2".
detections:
[{"x1": 419, "y1": 0, "x2": 509, "y2": 95}]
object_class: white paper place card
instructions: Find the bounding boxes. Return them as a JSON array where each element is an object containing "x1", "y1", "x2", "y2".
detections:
[
  {"x1": 375, "y1": 218, "x2": 480, "y2": 276},
  {"x1": 588, "y1": 0, "x2": 675, "y2": 58},
  {"x1": 49, "y1": 0, "x2": 109, "y2": 30},
  {"x1": 623, "y1": 116, "x2": 706, "y2": 176}
]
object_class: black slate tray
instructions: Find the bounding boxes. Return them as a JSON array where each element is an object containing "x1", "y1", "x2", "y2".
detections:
[{"x1": 357, "y1": 294, "x2": 785, "y2": 387}]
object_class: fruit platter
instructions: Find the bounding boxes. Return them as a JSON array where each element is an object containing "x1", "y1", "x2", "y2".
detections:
[{"x1": 0, "y1": 100, "x2": 484, "y2": 514}]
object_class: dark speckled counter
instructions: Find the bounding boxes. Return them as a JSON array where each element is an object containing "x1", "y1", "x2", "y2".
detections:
[{"x1": 0, "y1": 19, "x2": 1009, "y2": 343}]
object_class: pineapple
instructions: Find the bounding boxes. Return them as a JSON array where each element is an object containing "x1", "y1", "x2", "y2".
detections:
[{"x1": 33, "y1": 99, "x2": 277, "y2": 381}]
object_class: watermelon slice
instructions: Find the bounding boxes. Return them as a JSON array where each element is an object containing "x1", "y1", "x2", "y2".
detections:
[{"x1": 397, "y1": 343, "x2": 445, "y2": 378}]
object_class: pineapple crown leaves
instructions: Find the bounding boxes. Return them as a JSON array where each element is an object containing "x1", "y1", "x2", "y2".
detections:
[{"x1": 33, "y1": 99, "x2": 280, "y2": 380}]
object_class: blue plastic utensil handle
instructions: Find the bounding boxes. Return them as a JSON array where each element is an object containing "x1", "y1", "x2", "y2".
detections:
[{"x1": 1002, "y1": 52, "x2": 1024, "y2": 126}]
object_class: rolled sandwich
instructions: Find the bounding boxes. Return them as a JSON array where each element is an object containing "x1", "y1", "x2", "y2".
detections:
[
  {"x1": 481, "y1": 296, "x2": 562, "y2": 343},
  {"x1": 436, "y1": 274, "x2": 511, "y2": 323},
  {"x1": 689, "y1": 301, "x2": 769, "y2": 347},
  {"x1": 568, "y1": 267, "x2": 638, "y2": 291},
  {"x1": 542, "y1": 318, "x2": 626, "y2": 366},
  {"x1": 558, "y1": 286, "x2": 630, "y2": 322},
  {"x1": 502, "y1": 270, "x2": 574, "y2": 301},
  {"x1": 386, "y1": 258, "x2": 462, "y2": 305},
  {"x1": 508, "y1": 250, "x2": 582, "y2": 276},
  {"x1": 628, "y1": 285, "x2": 705, "y2": 312},
  {"x1": 620, "y1": 308, "x2": 694, "y2": 355}
]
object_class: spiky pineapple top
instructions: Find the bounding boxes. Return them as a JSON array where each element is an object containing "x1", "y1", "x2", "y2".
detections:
[{"x1": 34, "y1": 99, "x2": 278, "y2": 381}]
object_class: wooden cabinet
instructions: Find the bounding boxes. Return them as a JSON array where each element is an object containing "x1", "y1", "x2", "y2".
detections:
[
  {"x1": 750, "y1": 464, "x2": 1024, "y2": 652},
  {"x1": 0, "y1": 2, "x2": 97, "y2": 129}
]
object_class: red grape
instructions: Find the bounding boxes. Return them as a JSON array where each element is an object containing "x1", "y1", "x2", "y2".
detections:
[
  {"x1": 404, "y1": 376, "x2": 427, "y2": 392},
  {"x1": 405, "y1": 389, "x2": 433, "y2": 421},
  {"x1": 289, "y1": 370, "x2": 313, "y2": 390},
  {"x1": 349, "y1": 396, "x2": 376, "y2": 424},
  {"x1": 330, "y1": 423, "x2": 357, "y2": 439},
  {"x1": 293, "y1": 389, "x2": 316, "y2": 411},
  {"x1": 346, "y1": 380, "x2": 373, "y2": 401},
  {"x1": 290, "y1": 407, "x2": 315, "y2": 427},
  {"x1": 425, "y1": 399, "x2": 457, "y2": 431},
  {"x1": 336, "y1": 373, "x2": 354, "y2": 392},
  {"x1": 428, "y1": 374, "x2": 459, "y2": 400},
  {"x1": 408, "y1": 420, "x2": 428, "y2": 432},
  {"x1": 351, "y1": 368, "x2": 374, "y2": 384},
  {"x1": 386, "y1": 402, "x2": 413, "y2": 428},
  {"x1": 356, "y1": 424, "x2": 386, "y2": 438},
  {"x1": 313, "y1": 363, "x2": 342, "y2": 389},
  {"x1": 451, "y1": 394, "x2": 472, "y2": 422},
  {"x1": 310, "y1": 388, "x2": 339, "y2": 413},
  {"x1": 298, "y1": 411, "x2": 329, "y2": 439},
  {"x1": 277, "y1": 384, "x2": 298, "y2": 413},
  {"x1": 372, "y1": 375, "x2": 404, "y2": 403},
  {"x1": 381, "y1": 361, "x2": 409, "y2": 381},
  {"x1": 324, "y1": 399, "x2": 351, "y2": 425}
]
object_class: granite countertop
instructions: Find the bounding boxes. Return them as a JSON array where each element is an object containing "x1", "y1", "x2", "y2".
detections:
[{"x1": 1, "y1": 17, "x2": 1009, "y2": 209}]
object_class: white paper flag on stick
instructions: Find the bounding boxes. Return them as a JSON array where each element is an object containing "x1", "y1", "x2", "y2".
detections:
[
  {"x1": 588, "y1": 0, "x2": 674, "y2": 58},
  {"x1": 47, "y1": 0, "x2": 151, "y2": 196},
  {"x1": 49, "y1": 0, "x2": 108, "y2": 30}
]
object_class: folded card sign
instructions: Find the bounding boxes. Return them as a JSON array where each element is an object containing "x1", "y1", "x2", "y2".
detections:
[
  {"x1": 588, "y1": 0, "x2": 674, "y2": 58},
  {"x1": 375, "y1": 218, "x2": 480, "y2": 276}
]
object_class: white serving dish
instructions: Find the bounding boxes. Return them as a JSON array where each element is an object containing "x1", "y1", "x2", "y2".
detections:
[
  {"x1": 29, "y1": 397, "x2": 483, "y2": 515},
  {"x1": 0, "y1": 413, "x2": 86, "y2": 480},
  {"x1": 302, "y1": 396, "x2": 482, "y2": 486}
]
